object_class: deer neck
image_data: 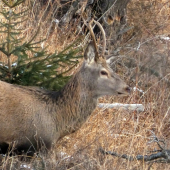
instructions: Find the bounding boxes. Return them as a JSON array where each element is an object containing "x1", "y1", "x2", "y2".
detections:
[{"x1": 56, "y1": 71, "x2": 98, "y2": 137}]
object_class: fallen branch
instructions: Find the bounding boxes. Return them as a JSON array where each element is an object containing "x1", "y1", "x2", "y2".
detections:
[
  {"x1": 100, "y1": 134, "x2": 170, "y2": 164},
  {"x1": 98, "y1": 103, "x2": 144, "y2": 112},
  {"x1": 99, "y1": 148, "x2": 170, "y2": 163}
]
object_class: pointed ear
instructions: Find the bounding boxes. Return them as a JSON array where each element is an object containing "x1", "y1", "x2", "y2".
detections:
[
  {"x1": 106, "y1": 55, "x2": 116, "y2": 64},
  {"x1": 84, "y1": 42, "x2": 97, "y2": 64}
]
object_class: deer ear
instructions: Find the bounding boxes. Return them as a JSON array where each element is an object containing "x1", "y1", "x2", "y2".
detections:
[
  {"x1": 106, "y1": 55, "x2": 116, "y2": 64},
  {"x1": 84, "y1": 42, "x2": 97, "y2": 64}
]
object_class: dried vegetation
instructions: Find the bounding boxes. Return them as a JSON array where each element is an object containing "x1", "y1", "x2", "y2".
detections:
[{"x1": 1, "y1": 0, "x2": 170, "y2": 169}]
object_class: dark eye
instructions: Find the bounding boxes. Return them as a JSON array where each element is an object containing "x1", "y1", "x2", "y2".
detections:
[{"x1": 101, "y1": 70, "x2": 108, "y2": 76}]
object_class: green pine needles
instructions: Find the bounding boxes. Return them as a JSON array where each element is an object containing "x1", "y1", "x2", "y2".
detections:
[{"x1": 0, "y1": 0, "x2": 82, "y2": 90}]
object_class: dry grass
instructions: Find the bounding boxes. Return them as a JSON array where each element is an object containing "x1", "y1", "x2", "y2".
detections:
[
  {"x1": 0, "y1": 0, "x2": 170, "y2": 169},
  {"x1": 54, "y1": 81, "x2": 170, "y2": 170}
]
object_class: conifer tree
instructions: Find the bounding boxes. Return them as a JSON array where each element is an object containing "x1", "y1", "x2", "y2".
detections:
[{"x1": 0, "y1": 0, "x2": 82, "y2": 90}]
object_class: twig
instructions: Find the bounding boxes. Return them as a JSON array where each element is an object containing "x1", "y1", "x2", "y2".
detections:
[
  {"x1": 100, "y1": 135, "x2": 170, "y2": 164},
  {"x1": 99, "y1": 148, "x2": 170, "y2": 162}
]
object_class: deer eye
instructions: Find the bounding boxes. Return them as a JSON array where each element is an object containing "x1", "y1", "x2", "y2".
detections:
[{"x1": 101, "y1": 70, "x2": 108, "y2": 76}]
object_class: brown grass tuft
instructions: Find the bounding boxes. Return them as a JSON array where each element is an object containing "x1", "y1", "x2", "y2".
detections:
[{"x1": 1, "y1": 0, "x2": 170, "y2": 169}]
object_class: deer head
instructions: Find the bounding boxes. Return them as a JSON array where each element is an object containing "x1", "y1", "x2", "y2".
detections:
[{"x1": 80, "y1": 19, "x2": 130, "y2": 98}]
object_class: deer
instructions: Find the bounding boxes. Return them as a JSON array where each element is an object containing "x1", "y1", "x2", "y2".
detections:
[{"x1": 0, "y1": 19, "x2": 130, "y2": 156}]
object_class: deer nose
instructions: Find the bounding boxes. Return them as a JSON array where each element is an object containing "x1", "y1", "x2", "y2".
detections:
[{"x1": 125, "y1": 86, "x2": 131, "y2": 94}]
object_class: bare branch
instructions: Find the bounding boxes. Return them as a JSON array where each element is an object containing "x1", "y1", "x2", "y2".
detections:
[{"x1": 99, "y1": 148, "x2": 170, "y2": 163}]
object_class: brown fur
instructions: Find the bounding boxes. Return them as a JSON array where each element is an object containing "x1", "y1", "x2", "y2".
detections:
[{"x1": 0, "y1": 43, "x2": 130, "y2": 155}]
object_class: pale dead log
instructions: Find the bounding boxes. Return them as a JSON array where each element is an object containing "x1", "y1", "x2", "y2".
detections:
[{"x1": 98, "y1": 103, "x2": 144, "y2": 112}]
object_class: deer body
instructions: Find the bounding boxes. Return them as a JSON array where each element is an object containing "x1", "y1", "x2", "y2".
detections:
[
  {"x1": 0, "y1": 71, "x2": 97, "y2": 153},
  {"x1": 0, "y1": 21, "x2": 130, "y2": 154}
]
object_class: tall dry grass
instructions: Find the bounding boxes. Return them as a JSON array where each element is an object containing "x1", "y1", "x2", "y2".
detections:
[{"x1": 0, "y1": 0, "x2": 170, "y2": 169}]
